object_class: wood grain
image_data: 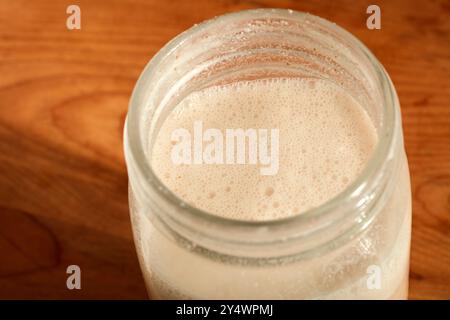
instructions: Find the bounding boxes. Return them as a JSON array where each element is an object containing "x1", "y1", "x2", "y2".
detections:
[{"x1": 0, "y1": 0, "x2": 449, "y2": 299}]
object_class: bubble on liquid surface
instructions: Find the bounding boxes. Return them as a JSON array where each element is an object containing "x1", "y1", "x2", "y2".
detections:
[{"x1": 152, "y1": 78, "x2": 377, "y2": 221}]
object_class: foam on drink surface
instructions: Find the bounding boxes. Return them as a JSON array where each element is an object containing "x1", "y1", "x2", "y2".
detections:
[
  {"x1": 152, "y1": 78, "x2": 377, "y2": 220},
  {"x1": 140, "y1": 77, "x2": 411, "y2": 299}
]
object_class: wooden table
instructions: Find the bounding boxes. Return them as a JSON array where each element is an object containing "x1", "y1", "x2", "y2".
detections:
[{"x1": 0, "y1": 0, "x2": 449, "y2": 299}]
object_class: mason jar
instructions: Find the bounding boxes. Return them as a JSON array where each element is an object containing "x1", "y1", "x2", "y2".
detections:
[{"x1": 124, "y1": 9, "x2": 412, "y2": 299}]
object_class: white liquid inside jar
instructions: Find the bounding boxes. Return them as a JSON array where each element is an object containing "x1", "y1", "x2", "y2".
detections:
[{"x1": 125, "y1": 9, "x2": 412, "y2": 300}]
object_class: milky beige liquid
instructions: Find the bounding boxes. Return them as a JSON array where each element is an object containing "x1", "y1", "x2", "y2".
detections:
[{"x1": 131, "y1": 78, "x2": 411, "y2": 299}]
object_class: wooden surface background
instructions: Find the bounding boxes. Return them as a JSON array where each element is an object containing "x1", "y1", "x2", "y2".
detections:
[{"x1": 0, "y1": 0, "x2": 449, "y2": 299}]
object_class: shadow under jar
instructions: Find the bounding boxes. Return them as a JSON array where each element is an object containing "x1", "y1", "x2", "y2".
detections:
[{"x1": 124, "y1": 9, "x2": 412, "y2": 299}]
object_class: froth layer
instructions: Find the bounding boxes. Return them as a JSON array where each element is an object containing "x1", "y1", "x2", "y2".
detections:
[{"x1": 151, "y1": 78, "x2": 377, "y2": 221}]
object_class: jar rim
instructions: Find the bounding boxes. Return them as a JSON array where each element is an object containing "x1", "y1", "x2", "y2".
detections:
[{"x1": 124, "y1": 8, "x2": 398, "y2": 242}]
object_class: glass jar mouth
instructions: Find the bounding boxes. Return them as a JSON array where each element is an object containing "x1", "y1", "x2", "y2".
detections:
[{"x1": 125, "y1": 9, "x2": 399, "y2": 246}]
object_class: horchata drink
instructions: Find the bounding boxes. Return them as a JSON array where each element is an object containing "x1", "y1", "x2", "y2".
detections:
[{"x1": 124, "y1": 9, "x2": 411, "y2": 299}]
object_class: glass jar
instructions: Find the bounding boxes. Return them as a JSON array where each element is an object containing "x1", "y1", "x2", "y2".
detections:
[{"x1": 124, "y1": 9, "x2": 411, "y2": 299}]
